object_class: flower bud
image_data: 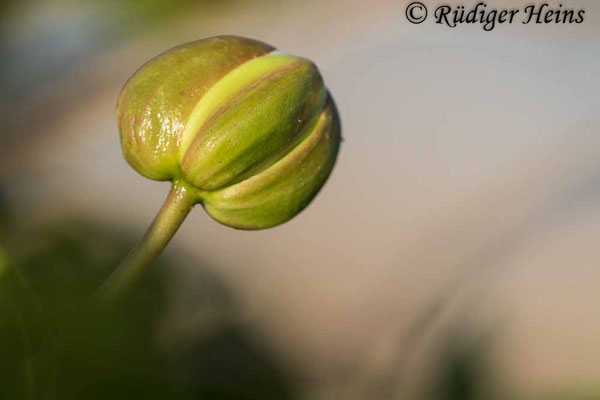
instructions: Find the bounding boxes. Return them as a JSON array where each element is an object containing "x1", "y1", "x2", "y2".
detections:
[{"x1": 117, "y1": 36, "x2": 340, "y2": 229}]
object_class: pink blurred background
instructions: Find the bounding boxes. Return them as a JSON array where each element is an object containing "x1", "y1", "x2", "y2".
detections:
[{"x1": 1, "y1": 1, "x2": 599, "y2": 398}]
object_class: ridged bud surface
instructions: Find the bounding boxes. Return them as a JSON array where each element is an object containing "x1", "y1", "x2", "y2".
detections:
[{"x1": 117, "y1": 36, "x2": 340, "y2": 229}]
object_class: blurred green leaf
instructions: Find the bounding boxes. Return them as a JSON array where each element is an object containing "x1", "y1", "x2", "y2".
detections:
[{"x1": 0, "y1": 217, "x2": 296, "y2": 400}]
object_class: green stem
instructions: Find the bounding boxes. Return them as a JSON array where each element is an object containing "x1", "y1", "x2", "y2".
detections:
[{"x1": 95, "y1": 180, "x2": 198, "y2": 304}]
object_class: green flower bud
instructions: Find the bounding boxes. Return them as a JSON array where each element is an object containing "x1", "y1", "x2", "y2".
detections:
[{"x1": 117, "y1": 36, "x2": 340, "y2": 229}]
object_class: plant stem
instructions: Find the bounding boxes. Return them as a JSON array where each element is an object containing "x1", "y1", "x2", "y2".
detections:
[{"x1": 95, "y1": 179, "x2": 198, "y2": 304}]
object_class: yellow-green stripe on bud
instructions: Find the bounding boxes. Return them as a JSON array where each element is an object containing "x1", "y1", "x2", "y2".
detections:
[{"x1": 117, "y1": 36, "x2": 340, "y2": 229}]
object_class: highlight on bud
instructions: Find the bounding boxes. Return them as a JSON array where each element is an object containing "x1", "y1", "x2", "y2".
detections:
[{"x1": 117, "y1": 35, "x2": 340, "y2": 229}]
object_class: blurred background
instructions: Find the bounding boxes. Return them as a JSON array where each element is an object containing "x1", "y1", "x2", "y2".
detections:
[{"x1": 1, "y1": 0, "x2": 600, "y2": 399}]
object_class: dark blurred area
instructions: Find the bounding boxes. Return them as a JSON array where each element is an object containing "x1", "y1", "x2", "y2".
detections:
[
  {"x1": 1, "y1": 0, "x2": 600, "y2": 399},
  {"x1": 0, "y1": 197, "x2": 296, "y2": 400}
]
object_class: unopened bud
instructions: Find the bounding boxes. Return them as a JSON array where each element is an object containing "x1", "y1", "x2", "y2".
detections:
[{"x1": 117, "y1": 36, "x2": 340, "y2": 229}]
